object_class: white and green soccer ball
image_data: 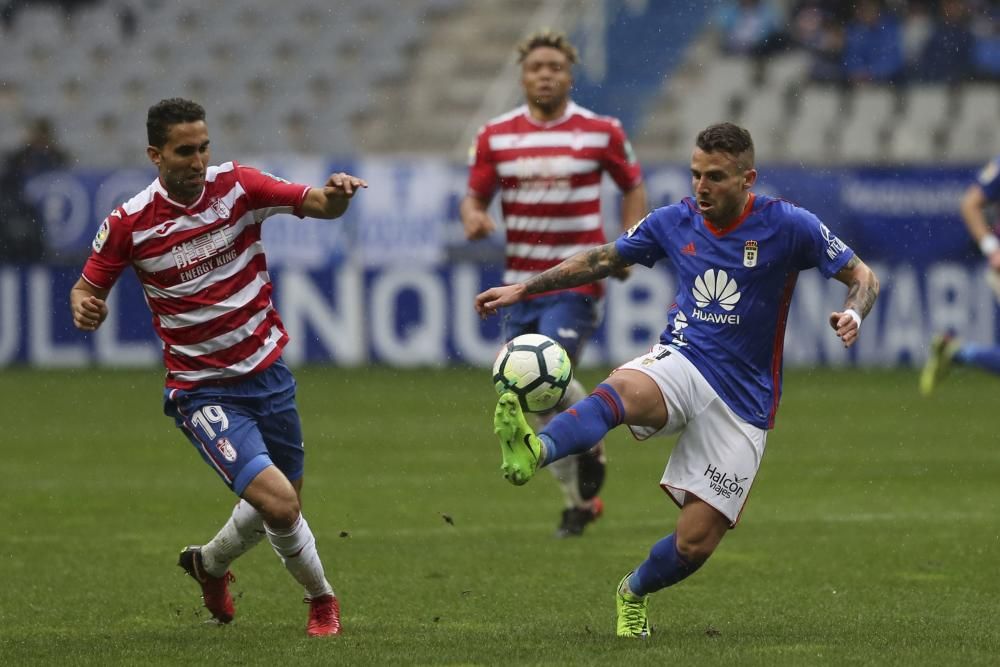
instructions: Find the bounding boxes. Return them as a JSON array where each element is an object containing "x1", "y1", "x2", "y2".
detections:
[{"x1": 492, "y1": 333, "x2": 573, "y2": 413}]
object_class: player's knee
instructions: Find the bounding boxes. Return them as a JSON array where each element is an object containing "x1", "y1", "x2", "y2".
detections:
[
  {"x1": 258, "y1": 492, "x2": 301, "y2": 530},
  {"x1": 674, "y1": 532, "x2": 717, "y2": 564}
]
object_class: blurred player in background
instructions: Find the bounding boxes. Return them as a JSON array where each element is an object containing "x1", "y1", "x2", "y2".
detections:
[
  {"x1": 460, "y1": 29, "x2": 648, "y2": 538},
  {"x1": 476, "y1": 123, "x2": 879, "y2": 637},
  {"x1": 920, "y1": 154, "x2": 1000, "y2": 396},
  {"x1": 69, "y1": 98, "x2": 367, "y2": 637}
]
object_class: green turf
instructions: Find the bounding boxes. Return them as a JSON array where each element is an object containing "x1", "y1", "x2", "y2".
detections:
[{"x1": 2, "y1": 365, "x2": 998, "y2": 665}]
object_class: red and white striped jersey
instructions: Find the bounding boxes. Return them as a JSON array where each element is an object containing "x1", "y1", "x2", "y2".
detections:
[
  {"x1": 467, "y1": 101, "x2": 643, "y2": 298},
  {"x1": 81, "y1": 161, "x2": 310, "y2": 389}
]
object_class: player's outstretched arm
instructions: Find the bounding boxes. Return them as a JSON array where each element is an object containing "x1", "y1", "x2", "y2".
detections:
[
  {"x1": 460, "y1": 194, "x2": 497, "y2": 241},
  {"x1": 301, "y1": 172, "x2": 368, "y2": 219},
  {"x1": 829, "y1": 255, "x2": 879, "y2": 348},
  {"x1": 70, "y1": 277, "x2": 110, "y2": 331},
  {"x1": 475, "y1": 242, "x2": 632, "y2": 317}
]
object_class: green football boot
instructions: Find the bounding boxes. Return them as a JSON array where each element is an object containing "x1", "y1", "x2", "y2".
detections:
[
  {"x1": 615, "y1": 573, "x2": 650, "y2": 638},
  {"x1": 919, "y1": 334, "x2": 960, "y2": 397},
  {"x1": 494, "y1": 392, "x2": 542, "y2": 485}
]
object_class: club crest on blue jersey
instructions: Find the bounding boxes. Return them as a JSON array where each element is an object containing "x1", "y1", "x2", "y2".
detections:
[
  {"x1": 216, "y1": 437, "x2": 237, "y2": 463},
  {"x1": 744, "y1": 240, "x2": 758, "y2": 267}
]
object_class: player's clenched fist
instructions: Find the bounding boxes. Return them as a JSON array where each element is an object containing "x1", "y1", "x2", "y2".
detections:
[{"x1": 71, "y1": 293, "x2": 108, "y2": 331}]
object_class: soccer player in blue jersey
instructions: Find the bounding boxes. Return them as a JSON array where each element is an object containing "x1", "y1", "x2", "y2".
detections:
[
  {"x1": 475, "y1": 122, "x2": 879, "y2": 637},
  {"x1": 920, "y1": 154, "x2": 1000, "y2": 395}
]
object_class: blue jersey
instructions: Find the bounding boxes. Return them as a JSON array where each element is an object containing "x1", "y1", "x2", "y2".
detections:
[
  {"x1": 615, "y1": 193, "x2": 854, "y2": 429},
  {"x1": 975, "y1": 156, "x2": 1000, "y2": 202}
]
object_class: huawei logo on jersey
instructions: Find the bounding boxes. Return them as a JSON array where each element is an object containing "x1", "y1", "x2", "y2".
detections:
[
  {"x1": 693, "y1": 269, "x2": 741, "y2": 311},
  {"x1": 154, "y1": 221, "x2": 177, "y2": 235},
  {"x1": 691, "y1": 269, "x2": 742, "y2": 325}
]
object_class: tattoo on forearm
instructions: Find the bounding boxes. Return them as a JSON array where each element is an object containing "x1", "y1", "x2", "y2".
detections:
[
  {"x1": 844, "y1": 269, "x2": 879, "y2": 318},
  {"x1": 525, "y1": 243, "x2": 627, "y2": 295}
]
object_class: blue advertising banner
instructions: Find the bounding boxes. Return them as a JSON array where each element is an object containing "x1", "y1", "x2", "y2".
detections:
[{"x1": 4, "y1": 161, "x2": 993, "y2": 370}]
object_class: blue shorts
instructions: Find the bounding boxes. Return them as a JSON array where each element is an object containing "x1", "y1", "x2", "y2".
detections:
[
  {"x1": 502, "y1": 292, "x2": 602, "y2": 364},
  {"x1": 163, "y1": 358, "x2": 304, "y2": 496}
]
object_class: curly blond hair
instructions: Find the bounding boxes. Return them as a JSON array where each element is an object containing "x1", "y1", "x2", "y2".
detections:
[{"x1": 516, "y1": 29, "x2": 578, "y2": 64}]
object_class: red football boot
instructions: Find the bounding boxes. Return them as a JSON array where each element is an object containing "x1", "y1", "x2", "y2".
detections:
[
  {"x1": 306, "y1": 594, "x2": 342, "y2": 637},
  {"x1": 178, "y1": 546, "x2": 235, "y2": 623}
]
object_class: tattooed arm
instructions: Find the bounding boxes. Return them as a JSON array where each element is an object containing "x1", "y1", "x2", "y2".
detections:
[
  {"x1": 475, "y1": 242, "x2": 632, "y2": 317},
  {"x1": 828, "y1": 255, "x2": 880, "y2": 348}
]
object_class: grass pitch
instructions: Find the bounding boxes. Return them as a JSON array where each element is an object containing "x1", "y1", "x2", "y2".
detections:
[{"x1": 1, "y1": 365, "x2": 998, "y2": 665}]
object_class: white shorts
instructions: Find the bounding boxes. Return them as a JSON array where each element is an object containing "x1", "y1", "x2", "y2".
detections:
[{"x1": 616, "y1": 344, "x2": 767, "y2": 527}]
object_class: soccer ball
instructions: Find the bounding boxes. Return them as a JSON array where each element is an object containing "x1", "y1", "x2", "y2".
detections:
[{"x1": 492, "y1": 334, "x2": 573, "y2": 413}]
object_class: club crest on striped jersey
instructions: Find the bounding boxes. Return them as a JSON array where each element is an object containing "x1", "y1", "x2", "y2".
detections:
[
  {"x1": 92, "y1": 218, "x2": 110, "y2": 252},
  {"x1": 693, "y1": 269, "x2": 741, "y2": 312},
  {"x1": 744, "y1": 240, "x2": 758, "y2": 267},
  {"x1": 216, "y1": 437, "x2": 237, "y2": 462},
  {"x1": 210, "y1": 197, "x2": 230, "y2": 219}
]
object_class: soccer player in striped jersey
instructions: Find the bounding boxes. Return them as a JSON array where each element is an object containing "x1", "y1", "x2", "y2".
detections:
[
  {"x1": 461, "y1": 29, "x2": 648, "y2": 538},
  {"x1": 920, "y1": 154, "x2": 1000, "y2": 395},
  {"x1": 69, "y1": 98, "x2": 367, "y2": 637},
  {"x1": 477, "y1": 123, "x2": 879, "y2": 637}
]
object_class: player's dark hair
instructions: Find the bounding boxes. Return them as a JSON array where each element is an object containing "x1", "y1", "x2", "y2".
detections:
[
  {"x1": 147, "y1": 98, "x2": 205, "y2": 148},
  {"x1": 696, "y1": 123, "x2": 755, "y2": 169},
  {"x1": 516, "y1": 29, "x2": 578, "y2": 64}
]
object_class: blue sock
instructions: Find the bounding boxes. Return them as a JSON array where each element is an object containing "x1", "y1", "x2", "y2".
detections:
[
  {"x1": 955, "y1": 343, "x2": 1000, "y2": 375},
  {"x1": 539, "y1": 383, "x2": 624, "y2": 465},
  {"x1": 627, "y1": 533, "x2": 703, "y2": 597}
]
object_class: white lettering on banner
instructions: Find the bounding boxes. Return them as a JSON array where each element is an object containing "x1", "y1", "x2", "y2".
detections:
[
  {"x1": 926, "y1": 264, "x2": 995, "y2": 344},
  {"x1": 2, "y1": 262, "x2": 998, "y2": 368},
  {"x1": 880, "y1": 266, "x2": 926, "y2": 362},
  {"x1": 279, "y1": 267, "x2": 364, "y2": 365},
  {"x1": 841, "y1": 179, "x2": 967, "y2": 216},
  {"x1": 452, "y1": 265, "x2": 505, "y2": 365},
  {"x1": 28, "y1": 267, "x2": 88, "y2": 367},
  {"x1": 0, "y1": 269, "x2": 18, "y2": 364},
  {"x1": 370, "y1": 269, "x2": 447, "y2": 366},
  {"x1": 354, "y1": 158, "x2": 457, "y2": 267},
  {"x1": 606, "y1": 268, "x2": 677, "y2": 363},
  {"x1": 95, "y1": 289, "x2": 160, "y2": 367},
  {"x1": 783, "y1": 272, "x2": 852, "y2": 367}
]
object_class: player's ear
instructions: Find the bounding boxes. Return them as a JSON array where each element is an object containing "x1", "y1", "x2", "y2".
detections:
[
  {"x1": 743, "y1": 168, "x2": 757, "y2": 190},
  {"x1": 146, "y1": 145, "x2": 161, "y2": 167}
]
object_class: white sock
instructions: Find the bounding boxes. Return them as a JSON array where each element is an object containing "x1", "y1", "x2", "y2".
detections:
[
  {"x1": 546, "y1": 455, "x2": 585, "y2": 508},
  {"x1": 266, "y1": 514, "x2": 334, "y2": 599},
  {"x1": 201, "y1": 500, "x2": 266, "y2": 577},
  {"x1": 540, "y1": 378, "x2": 597, "y2": 510}
]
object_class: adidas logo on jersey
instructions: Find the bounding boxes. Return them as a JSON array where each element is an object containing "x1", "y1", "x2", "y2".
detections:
[
  {"x1": 681, "y1": 242, "x2": 696, "y2": 256},
  {"x1": 691, "y1": 269, "x2": 742, "y2": 325}
]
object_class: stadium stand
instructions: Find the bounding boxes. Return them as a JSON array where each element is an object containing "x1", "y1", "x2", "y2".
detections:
[
  {"x1": 638, "y1": 0, "x2": 999, "y2": 165},
  {"x1": 0, "y1": 0, "x2": 996, "y2": 166}
]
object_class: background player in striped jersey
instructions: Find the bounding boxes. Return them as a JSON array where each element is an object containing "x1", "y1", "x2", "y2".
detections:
[
  {"x1": 476, "y1": 123, "x2": 879, "y2": 637},
  {"x1": 69, "y1": 98, "x2": 367, "y2": 637},
  {"x1": 460, "y1": 29, "x2": 648, "y2": 538},
  {"x1": 920, "y1": 153, "x2": 1000, "y2": 395}
]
